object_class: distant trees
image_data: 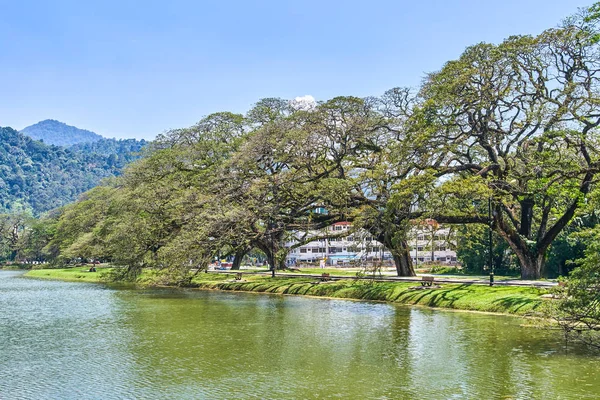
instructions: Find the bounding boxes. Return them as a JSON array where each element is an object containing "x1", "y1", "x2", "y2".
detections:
[
  {"x1": 455, "y1": 225, "x2": 518, "y2": 275},
  {"x1": 0, "y1": 213, "x2": 29, "y2": 260},
  {"x1": 0, "y1": 127, "x2": 146, "y2": 215}
]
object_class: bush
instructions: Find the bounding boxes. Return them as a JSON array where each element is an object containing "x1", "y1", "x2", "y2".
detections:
[
  {"x1": 549, "y1": 231, "x2": 600, "y2": 349},
  {"x1": 430, "y1": 265, "x2": 462, "y2": 275}
]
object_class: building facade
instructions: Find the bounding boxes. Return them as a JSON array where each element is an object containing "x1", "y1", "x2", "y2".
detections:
[{"x1": 285, "y1": 220, "x2": 458, "y2": 266}]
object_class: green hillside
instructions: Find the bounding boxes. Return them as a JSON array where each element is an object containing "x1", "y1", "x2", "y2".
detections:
[
  {"x1": 0, "y1": 126, "x2": 145, "y2": 215},
  {"x1": 20, "y1": 119, "x2": 103, "y2": 146}
]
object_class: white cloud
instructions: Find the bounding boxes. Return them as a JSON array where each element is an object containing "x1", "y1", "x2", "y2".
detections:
[{"x1": 290, "y1": 95, "x2": 316, "y2": 111}]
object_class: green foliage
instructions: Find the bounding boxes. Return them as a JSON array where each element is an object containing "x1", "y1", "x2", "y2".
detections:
[
  {"x1": 429, "y1": 265, "x2": 461, "y2": 275},
  {"x1": 0, "y1": 126, "x2": 146, "y2": 215},
  {"x1": 70, "y1": 138, "x2": 146, "y2": 158},
  {"x1": 17, "y1": 216, "x2": 57, "y2": 261},
  {"x1": 544, "y1": 217, "x2": 595, "y2": 278},
  {"x1": 420, "y1": 10, "x2": 600, "y2": 279},
  {"x1": 0, "y1": 213, "x2": 30, "y2": 261},
  {"x1": 548, "y1": 225, "x2": 600, "y2": 348},
  {"x1": 455, "y1": 225, "x2": 518, "y2": 275}
]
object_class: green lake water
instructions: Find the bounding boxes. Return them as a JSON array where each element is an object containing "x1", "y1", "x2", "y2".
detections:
[{"x1": 0, "y1": 270, "x2": 598, "y2": 399}]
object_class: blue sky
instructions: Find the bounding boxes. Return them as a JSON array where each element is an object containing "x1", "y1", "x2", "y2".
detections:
[{"x1": 0, "y1": 0, "x2": 588, "y2": 140}]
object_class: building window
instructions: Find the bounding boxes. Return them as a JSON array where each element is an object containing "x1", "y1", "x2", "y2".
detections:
[{"x1": 300, "y1": 248, "x2": 307, "y2": 253}]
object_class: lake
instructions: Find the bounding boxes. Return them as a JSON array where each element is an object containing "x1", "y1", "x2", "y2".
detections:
[{"x1": 0, "y1": 270, "x2": 598, "y2": 399}]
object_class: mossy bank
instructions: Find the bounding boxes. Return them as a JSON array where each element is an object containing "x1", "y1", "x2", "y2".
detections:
[{"x1": 26, "y1": 268, "x2": 550, "y2": 316}]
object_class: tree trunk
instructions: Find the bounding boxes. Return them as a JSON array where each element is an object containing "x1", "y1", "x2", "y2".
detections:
[
  {"x1": 386, "y1": 237, "x2": 416, "y2": 277},
  {"x1": 266, "y1": 250, "x2": 276, "y2": 271},
  {"x1": 509, "y1": 243, "x2": 545, "y2": 280},
  {"x1": 264, "y1": 249, "x2": 286, "y2": 271},
  {"x1": 519, "y1": 198, "x2": 534, "y2": 237},
  {"x1": 497, "y1": 214, "x2": 547, "y2": 280},
  {"x1": 393, "y1": 251, "x2": 416, "y2": 277},
  {"x1": 254, "y1": 239, "x2": 285, "y2": 271},
  {"x1": 519, "y1": 254, "x2": 545, "y2": 280},
  {"x1": 230, "y1": 249, "x2": 247, "y2": 270},
  {"x1": 558, "y1": 261, "x2": 565, "y2": 277}
]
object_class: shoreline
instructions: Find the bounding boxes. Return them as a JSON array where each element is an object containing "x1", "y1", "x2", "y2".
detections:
[{"x1": 23, "y1": 267, "x2": 552, "y2": 317}]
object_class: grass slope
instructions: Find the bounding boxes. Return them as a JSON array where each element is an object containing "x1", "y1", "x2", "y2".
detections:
[
  {"x1": 26, "y1": 267, "x2": 108, "y2": 283},
  {"x1": 25, "y1": 268, "x2": 548, "y2": 316}
]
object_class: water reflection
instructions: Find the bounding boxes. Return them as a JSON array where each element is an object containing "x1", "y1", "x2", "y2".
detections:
[{"x1": 0, "y1": 271, "x2": 598, "y2": 399}]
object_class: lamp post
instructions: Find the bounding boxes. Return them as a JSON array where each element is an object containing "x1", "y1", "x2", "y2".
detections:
[
  {"x1": 488, "y1": 197, "x2": 494, "y2": 286},
  {"x1": 270, "y1": 221, "x2": 276, "y2": 278},
  {"x1": 415, "y1": 232, "x2": 418, "y2": 269}
]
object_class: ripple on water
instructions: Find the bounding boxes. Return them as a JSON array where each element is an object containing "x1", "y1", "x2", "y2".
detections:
[{"x1": 0, "y1": 271, "x2": 599, "y2": 399}]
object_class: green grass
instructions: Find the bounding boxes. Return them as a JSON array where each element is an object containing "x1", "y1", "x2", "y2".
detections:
[
  {"x1": 193, "y1": 274, "x2": 547, "y2": 316},
  {"x1": 26, "y1": 267, "x2": 113, "y2": 283},
  {"x1": 25, "y1": 268, "x2": 549, "y2": 316},
  {"x1": 279, "y1": 267, "x2": 365, "y2": 276}
]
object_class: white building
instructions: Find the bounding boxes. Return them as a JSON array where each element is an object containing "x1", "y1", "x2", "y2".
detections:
[
  {"x1": 408, "y1": 219, "x2": 458, "y2": 265},
  {"x1": 285, "y1": 220, "x2": 457, "y2": 266}
]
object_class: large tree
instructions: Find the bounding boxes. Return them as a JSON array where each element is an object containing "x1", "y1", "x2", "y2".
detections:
[
  {"x1": 221, "y1": 99, "x2": 350, "y2": 271},
  {"x1": 293, "y1": 91, "x2": 438, "y2": 276},
  {"x1": 420, "y1": 13, "x2": 600, "y2": 279}
]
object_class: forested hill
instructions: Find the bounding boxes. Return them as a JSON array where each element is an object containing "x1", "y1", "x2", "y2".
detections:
[
  {"x1": 70, "y1": 137, "x2": 147, "y2": 156},
  {"x1": 20, "y1": 119, "x2": 104, "y2": 146},
  {"x1": 0, "y1": 126, "x2": 146, "y2": 215}
]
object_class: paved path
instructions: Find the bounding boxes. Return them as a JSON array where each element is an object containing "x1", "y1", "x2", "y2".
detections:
[{"x1": 207, "y1": 270, "x2": 558, "y2": 288}]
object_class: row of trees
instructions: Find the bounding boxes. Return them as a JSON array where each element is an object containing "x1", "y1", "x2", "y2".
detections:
[{"x1": 10, "y1": 5, "x2": 600, "y2": 282}]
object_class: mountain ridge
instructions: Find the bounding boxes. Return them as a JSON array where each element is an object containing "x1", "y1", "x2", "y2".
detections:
[{"x1": 20, "y1": 119, "x2": 104, "y2": 146}]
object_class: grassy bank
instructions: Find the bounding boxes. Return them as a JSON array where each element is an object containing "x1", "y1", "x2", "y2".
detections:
[
  {"x1": 26, "y1": 266, "x2": 109, "y2": 283},
  {"x1": 25, "y1": 268, "x2": 549, "y2": 316},
  {"x1": 1, "y1": 263, "x2": 34, "y2": 270}
]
